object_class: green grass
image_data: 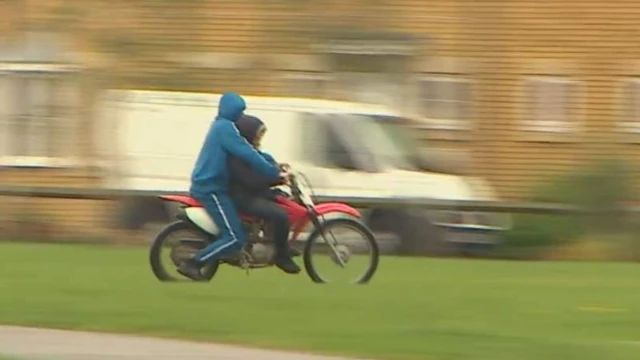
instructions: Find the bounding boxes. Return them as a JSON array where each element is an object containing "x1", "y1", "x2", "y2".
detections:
[{"x1": 1, "y1": 242, "x2": 640, "y2": 360}]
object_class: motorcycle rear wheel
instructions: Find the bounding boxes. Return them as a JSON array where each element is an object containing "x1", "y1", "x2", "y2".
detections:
[
  {"x1": 149, "y1": 220, "x2": 219, "y2": 282},
  {"x1": 303, "y1": 217, "x2": 380, "y2": 284}
]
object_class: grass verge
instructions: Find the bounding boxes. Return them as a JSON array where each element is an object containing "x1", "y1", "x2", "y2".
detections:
[{"x1": 0, "y1": 242, "x2": 639, "y2": 360}]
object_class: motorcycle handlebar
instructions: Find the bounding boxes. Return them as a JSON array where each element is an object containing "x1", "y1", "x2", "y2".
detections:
[{"x1": 285, "y1": 171, "x2": 302, "y2": 198}]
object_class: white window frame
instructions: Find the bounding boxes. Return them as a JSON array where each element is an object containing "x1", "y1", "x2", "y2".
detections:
[
  {"x1": 279, "y1": 72, "x2": 332, "y2": 99},
  {"x1": 415, "y1": 75, "x2": 473, "y2": 131},
  {"x1": 335, "y1": 72, "x2": 408, "y2": 109},
  {"x1": 617, "y1": 77, "x2": 640, "y2": 135},
  {"x1": 520, "y1": 76, "x2": 581, "y2": 133},
  {"x1": 0, "y1": 63, "x2": 82, "y2": 168}
]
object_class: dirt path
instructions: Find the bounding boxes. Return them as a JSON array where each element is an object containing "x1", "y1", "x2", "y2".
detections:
[{"x1": 0, "y1": 326, "x2": 370, "y2": 360}]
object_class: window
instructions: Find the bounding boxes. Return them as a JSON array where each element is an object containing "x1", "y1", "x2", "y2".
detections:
[
  {"x1": 326, "y1": 115, "x2": 379, "y2": 172},
  {"x1": 280, "y1": 72, "x2": 330, "y2": 99},
  {"x1": 619, "y1": 78, "x2": 640, "y2": 134},
  {"x1": 344, "y1": 114, "x2": 415, "y2": 171},
  {"x1": 417, "y1": 75, "x2": 472, "y2": 130},
  {"x1": 369, "y1": 115, "x2": 422, "y2": 169},
  {"x1": 0, "y1": 64, "x2": 81, "y2": 167},
  {"x1": 334, "y1": 72, "x2": 408, "y2": 109},
  {"x1": 325, "y1": 122, "x2": 358, "y2": 170},
  {"x1": 522, "y1": 76, "x2": 579, "y2": 133},
  {"x1": 300, "y1": 114, "x2": 360, "y2": 170},
  {"x1": 11, "y1": 76, "x2": 51, "y2": 157}
]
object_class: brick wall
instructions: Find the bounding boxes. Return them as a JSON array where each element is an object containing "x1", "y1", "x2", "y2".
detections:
[
  {"x1": 0, "y1": 169, "x2": 113, "y2": 241},
  {"x1": 2, "y1": 0, "x2": 640, "y2": 212}
]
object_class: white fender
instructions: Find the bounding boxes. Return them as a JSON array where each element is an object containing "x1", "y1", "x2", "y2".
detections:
[{"x1": 184, "y1": 207, "x2": 219, "y2": 235}]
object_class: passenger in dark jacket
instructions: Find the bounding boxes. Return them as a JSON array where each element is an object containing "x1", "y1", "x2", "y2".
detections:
[
  {"x1": 228, "y1": 116, "x2": 283, "y2": 200},
  {"x1": 228, "y1": 114, "x2": 301, "y2": 274}
]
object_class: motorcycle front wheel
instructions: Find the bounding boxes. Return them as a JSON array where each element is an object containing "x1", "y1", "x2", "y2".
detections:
[
  {"x1": 149, "y1": 220, "x2": 219, "y2": 282},
  {"x1": 303, "y1": 217, "x2": 379, "y2": 284}
]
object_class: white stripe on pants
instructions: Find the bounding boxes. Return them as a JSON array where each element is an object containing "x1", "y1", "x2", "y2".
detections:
[{"x1": 199, "y1": 194, "x2": 241, "y2": 262}]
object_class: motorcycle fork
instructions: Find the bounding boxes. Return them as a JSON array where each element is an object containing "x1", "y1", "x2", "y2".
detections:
[{"x1": 307, "y1": 210, "x2": 347, "y2": 268}]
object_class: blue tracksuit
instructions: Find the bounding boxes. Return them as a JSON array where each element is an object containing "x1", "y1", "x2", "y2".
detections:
[{"x1": 190, "y1": 92, "x2": 280, "y2": 264}]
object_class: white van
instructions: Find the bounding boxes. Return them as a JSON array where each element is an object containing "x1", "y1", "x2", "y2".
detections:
[
  {"x1": 96, "y1": 90, "x2": 510, "y2": 255},
  {"x1": 97, "y1": 90, "x2": 392, "y2": 196}
]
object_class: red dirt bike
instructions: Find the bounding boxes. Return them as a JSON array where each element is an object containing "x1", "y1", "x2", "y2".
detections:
[{"x1": 149, "y1": 169, "x2": 379, "y2": 284}]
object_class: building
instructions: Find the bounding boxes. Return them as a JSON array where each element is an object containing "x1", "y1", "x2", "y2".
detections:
[{"x1": 1, "y1": 0, "x2": 640, "y2": 238}]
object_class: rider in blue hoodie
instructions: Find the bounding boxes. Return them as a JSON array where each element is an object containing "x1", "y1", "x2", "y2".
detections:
[{"x1": 178, "y1": 92, "x2": 281, "y2": 281}]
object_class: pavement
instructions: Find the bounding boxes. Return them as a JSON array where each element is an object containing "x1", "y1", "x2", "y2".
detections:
[{"x1": 0, "y1": 326, "x2": 369, "y2": 360}]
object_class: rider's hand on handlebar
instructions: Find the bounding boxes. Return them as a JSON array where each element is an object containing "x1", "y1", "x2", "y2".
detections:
[
  {"x1": 278, "y1": 163, "x2": 291, "y2": 172},
  {"x1": 279, "y1": 171, "x2": 290, "y2": 184}
]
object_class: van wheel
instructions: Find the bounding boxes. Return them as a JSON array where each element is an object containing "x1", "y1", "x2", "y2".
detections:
[{"x1": 368, "y1": 209, "x2": 452, "y2": 257}]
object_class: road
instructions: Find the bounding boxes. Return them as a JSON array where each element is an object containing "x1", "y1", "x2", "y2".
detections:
[{"x1": 0, "y1": 326, "x2": 370, "y2": 360}]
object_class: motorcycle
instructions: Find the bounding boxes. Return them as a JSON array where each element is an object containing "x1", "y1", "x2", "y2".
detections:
[{"x1": 149, "y1": 169, "x2": 379, "y2": 284}]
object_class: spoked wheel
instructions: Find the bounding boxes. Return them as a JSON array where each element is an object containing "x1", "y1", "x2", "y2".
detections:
[
  {"x1": 303, "y1": 218, "x2": 379, "y2": 284},
  {"x1": 149, "y1": 221, "x2": 219, "y2": 282}
]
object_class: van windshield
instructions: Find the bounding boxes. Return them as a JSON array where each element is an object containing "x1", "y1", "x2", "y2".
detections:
[
  {"x1": 370, "y1": 115, "x2": 424, "y2": 160},
  {"x1": 344, "y1": 114, "x2": 418, "y2": 170}
]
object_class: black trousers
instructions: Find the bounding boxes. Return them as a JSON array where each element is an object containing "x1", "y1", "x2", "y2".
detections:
[{"x1": 231, "y1": 194, "x2": 291, "y2": 257}]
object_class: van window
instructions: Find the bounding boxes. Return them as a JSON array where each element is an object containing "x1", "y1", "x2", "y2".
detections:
[
  {"x1": 300, "y1": 113, "x2": 358, "y2": 170},
  {"x1": 346, "y1": 114, "x2": 416, "y2": 171},
  {"x1": 325, "y1": 115, "x2": 380, "y2": 172},
  {"x1": 325, "y1": 120, "x2": 359, "y2": 170}
]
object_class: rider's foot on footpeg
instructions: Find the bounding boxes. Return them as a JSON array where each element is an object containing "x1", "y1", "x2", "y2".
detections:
[
  {"x1": 289, "y1": 246, "x2": 301, "y2": 257},
  {"x1": 275, "y1": 257, "x2": 301, "y2": 275},
  {"x1": 177, "y1": 260, "x2": 206, "y2": 281}
]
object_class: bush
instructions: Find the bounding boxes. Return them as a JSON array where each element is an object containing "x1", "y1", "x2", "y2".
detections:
[{"x1": 501, "y1": 159, "x2": 637, "y2": 257}]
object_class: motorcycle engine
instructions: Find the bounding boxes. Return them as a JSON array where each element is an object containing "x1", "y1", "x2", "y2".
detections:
[
  {"x1": 242, "y1": 221, "x2": 276, "y2": 264},
  {"x1": 249, "y1": 243, "x2": 275, "y2": 264}
]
